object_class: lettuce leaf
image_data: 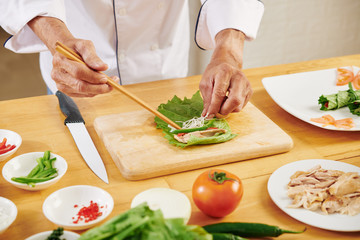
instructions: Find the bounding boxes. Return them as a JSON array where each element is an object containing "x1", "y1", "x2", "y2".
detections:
[
  {"x1": 79, "y1": 203, "x2": 212, "y2": 240},
  {"x1": 155, "y1": 91, "x2": 237, "y2": 147}
]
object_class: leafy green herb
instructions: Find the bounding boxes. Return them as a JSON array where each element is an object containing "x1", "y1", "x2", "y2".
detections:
[
  {"x1": 11, "y1": 151, "x2": 58, "y2": 187},
  {"x1": 78, "y1": 203, "x2": 212, "y2": 240},
  {"x1": 155, "y1": 91, "x2": 237, "y2": 147},
  {"x1": 46, "y1": 227, "x2": 64, "y2": 240}
]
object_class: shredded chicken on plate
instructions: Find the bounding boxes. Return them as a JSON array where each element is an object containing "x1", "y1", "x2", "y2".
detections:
[{"x1": 287, "y1": 165, "x2": 360, "y2": 216}]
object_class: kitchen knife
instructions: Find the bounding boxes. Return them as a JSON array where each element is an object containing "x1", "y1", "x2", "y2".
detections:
[{"x1": 55, "y1": 91, "x2": 109, "y2": 184}]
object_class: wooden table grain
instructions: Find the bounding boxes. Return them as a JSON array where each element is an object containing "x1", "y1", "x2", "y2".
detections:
[{"x1": 1, "y1": 55, "x2": 360, "y2": 239}]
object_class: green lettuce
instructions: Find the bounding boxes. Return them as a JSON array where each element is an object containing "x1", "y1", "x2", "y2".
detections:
[
  {"x1": 155, "y1": 91, "x2": 237, "y2": 147},
  {"x1": 78, "y1": 203, "x2": 212, "y2": 240}
]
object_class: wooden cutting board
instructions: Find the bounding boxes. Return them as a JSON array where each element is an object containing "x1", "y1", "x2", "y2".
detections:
[{"x1": 94, "y1": 102, "x2": 293, "y2": 180}]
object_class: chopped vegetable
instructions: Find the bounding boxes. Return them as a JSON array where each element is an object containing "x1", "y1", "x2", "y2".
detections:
[
  {"x1": 310, "y1": 115, "x2": 354, "y2": 129},
  {"x1": 155, "y1": 91, "x2": 237, "y2": 147},
  {"x1": 78, "y1": 203, "x2": 211, "y2": 240},
  {"x1": 11, "y1": 151, "x2": 58, "y2": 187},
  {"x1": 73, "y1": 201, "x2": 103, "y2": 224},
  {"x1": 192, "y1": 169, "x2": 243, "y2": 218},
  {"x1": 336, "y1": 67, "x2": 354, "y2": 86},
  {"x1": 46, "y1": 227, "x2": 64, "y2": 240},
  {"x1": 0, "y1": 138, "x2": 16, "y2": 155},
  {"x1": 203, "y1": 222, "x2": 305, "y2": 238}
]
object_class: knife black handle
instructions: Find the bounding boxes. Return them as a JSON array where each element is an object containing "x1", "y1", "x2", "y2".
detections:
[{"x1": 55, "y1": 91, "x2": 85, "y2": 125}]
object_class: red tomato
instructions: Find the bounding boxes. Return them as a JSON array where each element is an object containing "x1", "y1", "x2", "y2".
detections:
[{"x1": 192, "y1": 169, "x2": 243, "y2": 218}]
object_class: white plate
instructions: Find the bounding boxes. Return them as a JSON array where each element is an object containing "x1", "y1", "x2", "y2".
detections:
[
  {"x1": 25, "y1": 230, "x2": 80, "y2": 240},
  {"x1": 2, "y1": 152, "x2": 68, "y2": 191},
  {"x1": 267, "y1": 159, "x2": 360, "y2": 232},
  {"x1": 262, "y1": 66, "x2": 360, "y2": 131},
  {"x1": 0, "y1": 129, "x2": 22, "y2": 162},
  {"x1": 43, "y1": 185, "x2": 114, "y2": 230}
]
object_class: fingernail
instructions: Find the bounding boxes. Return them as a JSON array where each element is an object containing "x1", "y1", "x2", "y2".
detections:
[{"x1": 101, "y1": 77, "x2": 108, "y2": 83}]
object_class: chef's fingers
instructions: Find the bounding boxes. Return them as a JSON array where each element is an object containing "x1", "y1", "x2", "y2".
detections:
[
  {"x1": 52, "y1": 53, "x2": 108, "y2": 85},
  {"x1": 219, "y1": 71, "x2": 252, "y2": 115},
  {"x1": 205, "y1": 68, "x2": 232, "y2": 118},
  {"x1": 199, "y1": 75, "x2": 214, "y2": 117},
  {"x1": 53, "y1": 68, "x2": 112, "y2": 96},
  {"x1": 73, "y1": 40, "x2": 108, "y2": 71}
]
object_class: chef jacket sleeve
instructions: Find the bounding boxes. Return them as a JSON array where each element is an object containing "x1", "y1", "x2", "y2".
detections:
[
  {"x1": 195, "y1": 0, "x2": 264, "y2": 50},
  {"x1": 0, "y1": 0, "x2": 66, "y2": 53}
]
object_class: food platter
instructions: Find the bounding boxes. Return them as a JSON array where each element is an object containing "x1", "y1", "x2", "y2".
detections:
[
  {"x1": 267, "y1": 159, "x2": 360, "y2": 232},
  {"x1": 262, "y1": 66, "x2": 360, "y2": 131}
]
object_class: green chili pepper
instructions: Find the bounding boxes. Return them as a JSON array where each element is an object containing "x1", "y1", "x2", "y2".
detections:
[
  {"x1": 203, "y1": 222, "x2": 306, "y2": 238},
  {"x1": 171, "y1": 119, "x2": 216, "y2": 134}
]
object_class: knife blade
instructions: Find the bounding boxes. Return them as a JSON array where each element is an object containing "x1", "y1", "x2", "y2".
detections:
[{"x1": 55, "y1": 91, "x2": 109, "y2": 184}]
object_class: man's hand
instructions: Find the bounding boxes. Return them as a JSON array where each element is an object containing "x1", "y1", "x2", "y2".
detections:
[
  {"x1": 199, "y1": 29, "x2": 252, "y2": 118},
  {"x1": 28, "y1": 16, "x2": 115, "y2": 97}
]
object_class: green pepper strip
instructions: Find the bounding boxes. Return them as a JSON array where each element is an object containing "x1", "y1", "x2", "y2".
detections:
[
  {"x1": 26, "y1": 165, "x2": 40, "y2": 178},
  {"x1": 11, "y1": 175, "x2": 57, "y2": 184},
  {"x1": 171, "y1": 119, "x2": 216, "y2": 134}
]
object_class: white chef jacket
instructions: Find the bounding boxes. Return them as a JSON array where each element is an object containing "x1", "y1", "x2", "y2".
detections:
[{"x1": 0, "y1": 0, "x2": 264, "y2": 93}]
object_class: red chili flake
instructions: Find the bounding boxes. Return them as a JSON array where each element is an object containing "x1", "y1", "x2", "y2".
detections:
[
  {"x1": 72, "y1": 201, "x2": 103, "y2": 224},
  {"x1": 74, "y1": 204, "x2": 78, "y2": 208}
]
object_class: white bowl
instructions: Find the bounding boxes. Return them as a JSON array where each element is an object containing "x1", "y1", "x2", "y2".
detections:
[
  {"x1": 43, "y1": 185, "x2": 114, "y2": 230},
  {"x1": 0, "y1": 197, "x2": 17, "y2": 234},
  {"x1": 0, "y1": 129, "x2": 22, "y2": 162},
  {"x1": 25, "y1": 230, "x2": 80, "y2": 240},
  {"x1": 2, "y1": 152, "x2": 68, "y2": 191},
  {"x1": 131, "y1": 188, "x2": 191, "y2": 224}
]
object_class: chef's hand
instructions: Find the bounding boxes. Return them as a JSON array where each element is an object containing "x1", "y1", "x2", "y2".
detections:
[
  {"x1": 28, "y1": 16, "x2": 116, "y2": 97},
  {"x1": 51, "y1": 39, "x2": 116, "y2": 97},
  {"x1": 200, "y1": 29, "x2": 252, "y2": 118}
]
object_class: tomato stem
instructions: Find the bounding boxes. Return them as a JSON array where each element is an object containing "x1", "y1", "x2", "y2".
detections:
[{"x1": 209, "y1": 171, "x2": 237, "y2": 184}]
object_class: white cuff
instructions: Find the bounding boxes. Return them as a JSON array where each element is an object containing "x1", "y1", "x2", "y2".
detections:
[
  {"x1": 196, "y1": 0, "x2": 264, "y2": 50},
  {"x1": 0, "y1": 0, "x2": 66, "y2": 53}
]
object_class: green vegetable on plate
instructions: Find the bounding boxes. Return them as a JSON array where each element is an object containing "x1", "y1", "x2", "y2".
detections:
[
  {"x1": 318, "y1": 83, "x2": 360, "y2": 111},
  {"x1": 11, "y1": 150, "x2": 58, "y2": 187},
  {"x1": 46, "y1": 227, "x2": 64, "y2": 240}
]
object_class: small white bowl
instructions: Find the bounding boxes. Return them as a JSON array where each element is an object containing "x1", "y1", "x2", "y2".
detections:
[
  {"x1": 2, "y1": 152, "x2": 68, "y2": 191},
  {"x1": 43, "y1": 185, "x2": 114, "y2": 230},
  {"x1": 0, "y1": 129, "x2": 22, "y2": 162},
  {"x1": 131, "y1": 188, "x2": 191, "y2": 224},
  {"x1": 25, "y1": 230, "x2": 80, "y2": 240},
  {"x1": 0, "y1": 197, "x2": 17, "y2": 234}
]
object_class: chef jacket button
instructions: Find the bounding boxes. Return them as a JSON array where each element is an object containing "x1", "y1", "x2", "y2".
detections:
[
  {"x1": 117, "y1": 8, "x2": 127, "y2": 16},
  {"x1": 151, "y1": 44, "x2": 159, "y2": 51},
  {"x1": 119, "y1": 54, "x2": 125, "y2": 63}
]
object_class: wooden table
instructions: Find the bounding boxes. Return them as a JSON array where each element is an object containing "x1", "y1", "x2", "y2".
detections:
[{"x1": 1, "y1": 55, "x2": 360, "y2": 239}]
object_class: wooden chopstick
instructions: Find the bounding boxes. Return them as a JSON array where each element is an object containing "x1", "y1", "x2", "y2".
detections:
[{"x1": 55, "y1": 41, "x2": 181, "y2": 129}]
